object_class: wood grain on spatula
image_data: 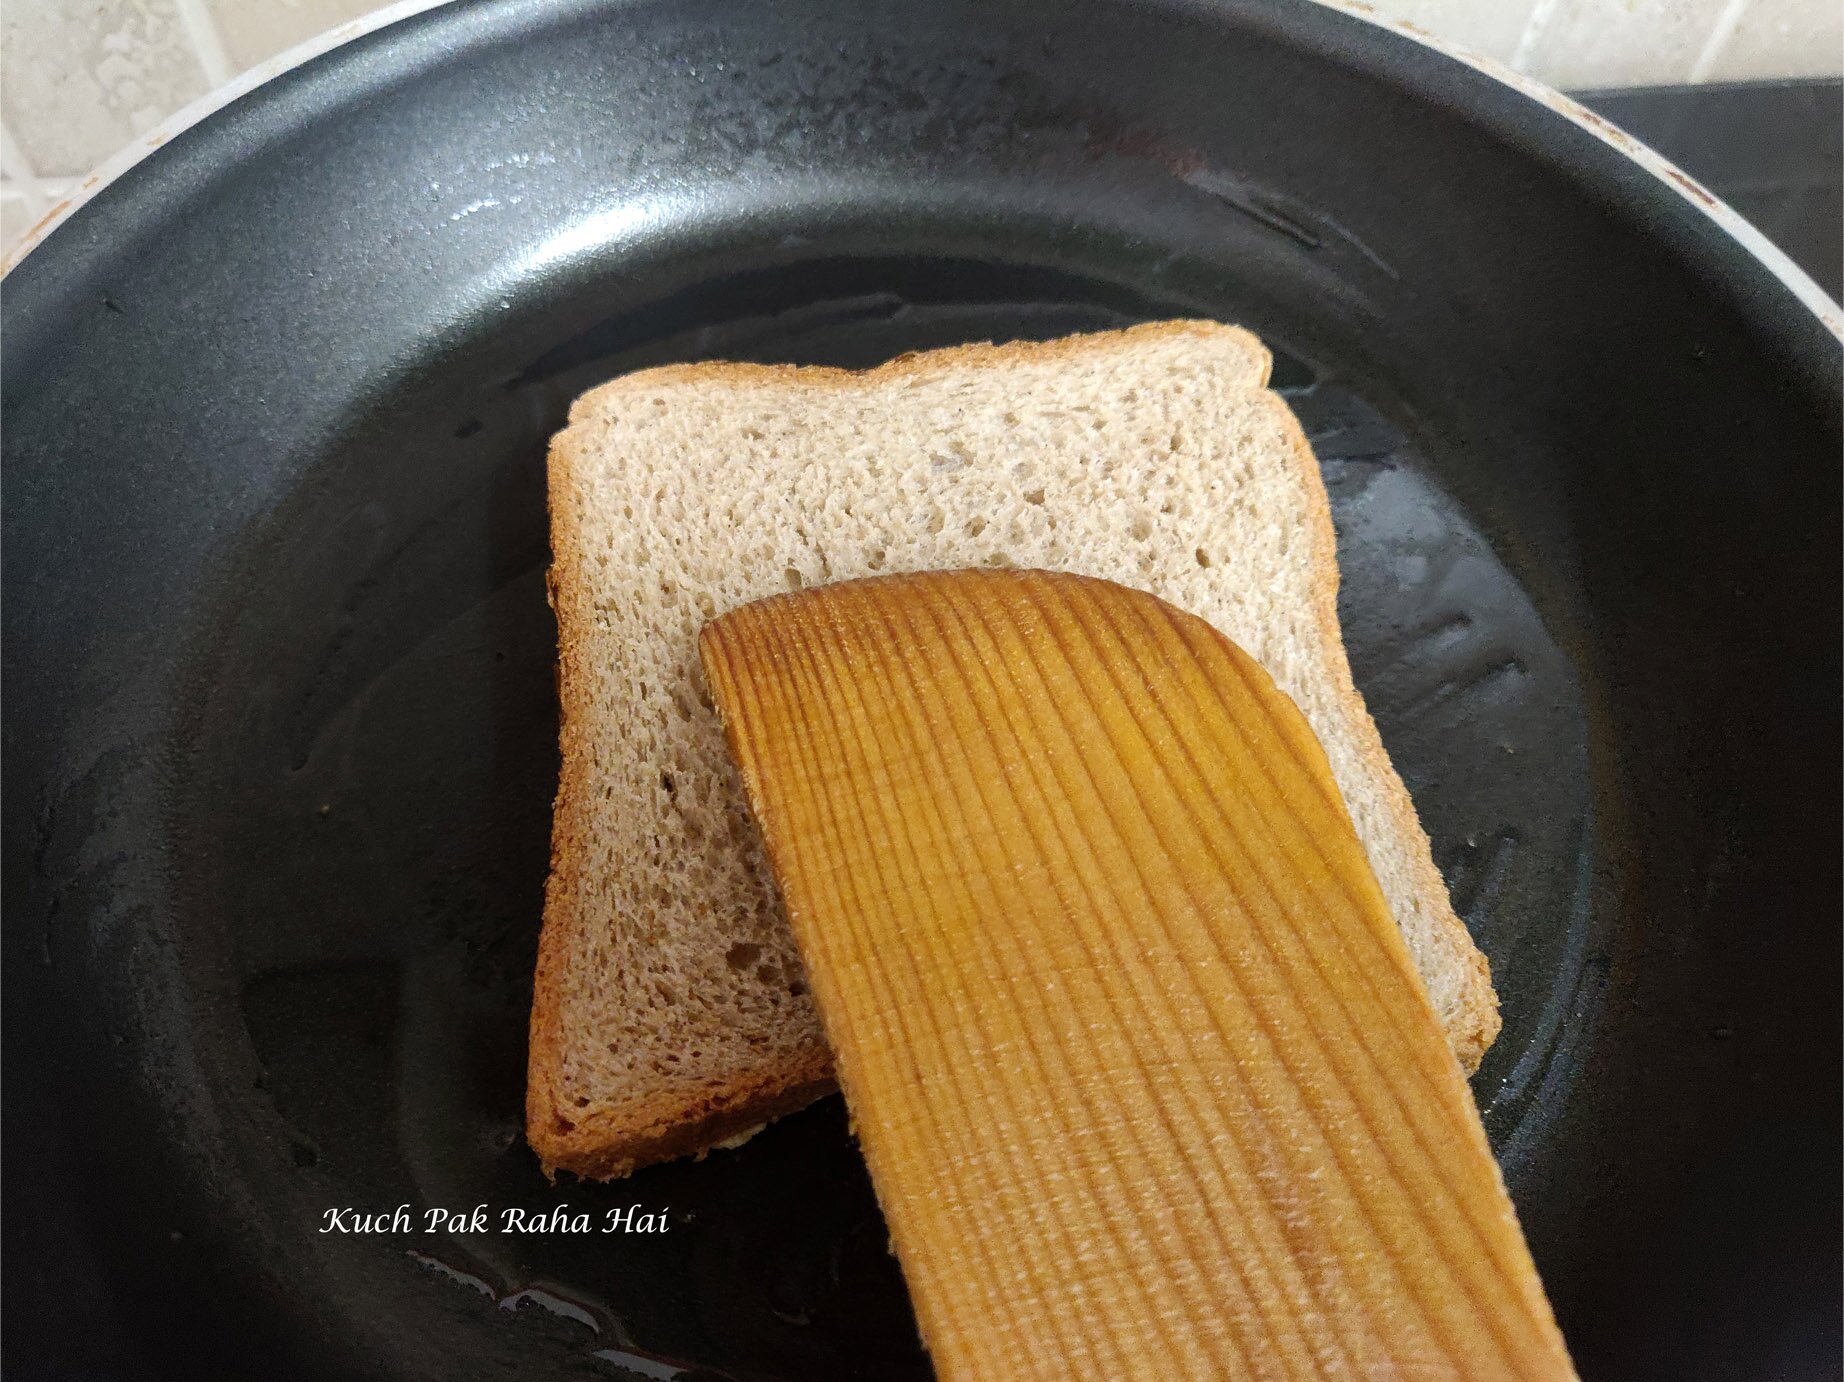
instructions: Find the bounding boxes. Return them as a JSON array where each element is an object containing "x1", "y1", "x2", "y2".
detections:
[{"x1": 700, "y1": 569, "x2": 1575, "y2": 1381}]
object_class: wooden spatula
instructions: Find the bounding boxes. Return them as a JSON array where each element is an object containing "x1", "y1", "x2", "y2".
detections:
[{"x1": 700, "y1": 568, "x2": 1575, "y2": 1381}]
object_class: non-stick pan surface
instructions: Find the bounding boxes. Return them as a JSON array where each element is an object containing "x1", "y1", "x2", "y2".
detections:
[{"x1": 4, "y1": 1, "x2": 1839, "y2": 1378}]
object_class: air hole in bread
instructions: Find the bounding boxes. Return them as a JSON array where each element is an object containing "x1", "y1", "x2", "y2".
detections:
[{"x1": 725, "y1": 941, "x2": 762, "y2": 971}]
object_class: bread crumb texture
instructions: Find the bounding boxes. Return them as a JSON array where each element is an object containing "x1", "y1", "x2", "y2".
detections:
[{"x1": 530, "y1": 322, "x2": 1497, "y2": 1176}]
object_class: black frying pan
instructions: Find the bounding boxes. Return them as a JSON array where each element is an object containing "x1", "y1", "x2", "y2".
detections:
[{"x1": 4, "y1": 1, "x2": 1839, "y2": 1378}]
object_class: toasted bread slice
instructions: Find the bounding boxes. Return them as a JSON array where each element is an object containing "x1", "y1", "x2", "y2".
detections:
[{"x1": 528, "y1": 321, "x2": 1498, "y2": 1180}]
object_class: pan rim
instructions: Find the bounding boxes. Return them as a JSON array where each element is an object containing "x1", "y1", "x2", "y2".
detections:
[{"x1": 4, "y1": 0, "x2": 1839, "y2": 339}]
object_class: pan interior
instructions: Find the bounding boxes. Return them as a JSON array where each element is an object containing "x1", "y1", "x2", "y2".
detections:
[{"x1": 187, "y1": 248, "x2": 1594, "y2": 1378}]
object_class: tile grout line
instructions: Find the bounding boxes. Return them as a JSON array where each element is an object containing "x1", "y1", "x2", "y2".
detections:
[
  {"x1": 1690, "y1": 0, "x2": 1752, "y2": 83},
  {"x1": 2, "y1": 177, "x2": 78, "y2": 197},
  {"x1": 0, "y1": 120, "x2": 39, "y2": 182},
  {"x1": 173, "y1": 0, "x2": 236, "y2": 89},
  {"x1": 1509, "y1": 0, "x2": 1562, "y2": 73},
  {"x1": 0, "y1": 120, "x2": 51, "y2": 221}
]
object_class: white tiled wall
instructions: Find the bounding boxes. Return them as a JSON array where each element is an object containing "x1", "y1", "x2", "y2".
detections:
[{"x1": 2, "y1": 0, "x2": 1840, "y2": 256}]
